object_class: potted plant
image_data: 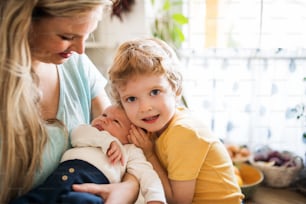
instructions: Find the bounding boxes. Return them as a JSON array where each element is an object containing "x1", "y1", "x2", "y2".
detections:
[{"x1": 150, "y1": 0, "x2": 188, "y2": 50}]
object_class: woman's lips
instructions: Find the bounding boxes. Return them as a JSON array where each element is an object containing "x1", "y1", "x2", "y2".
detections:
[{"x1": 59, "y1": 52, "x2": 72, "y2": 58}]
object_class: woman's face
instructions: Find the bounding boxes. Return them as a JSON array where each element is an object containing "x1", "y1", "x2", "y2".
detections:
[{"x1": 29, "y1": 9, "x2": 100, "y2": 64}]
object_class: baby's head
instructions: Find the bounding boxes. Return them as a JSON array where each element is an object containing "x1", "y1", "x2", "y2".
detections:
[{"x1": 91, "y1": 104, "x2": 131, "y2": 144}]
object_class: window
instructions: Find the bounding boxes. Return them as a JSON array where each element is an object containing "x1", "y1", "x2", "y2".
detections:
[
  {"x1": 178, "y1": 0, "x2": 306, "y2": 157},
  {"x1": 182, "y1": 0, "x2": 306, "y2": 49}
]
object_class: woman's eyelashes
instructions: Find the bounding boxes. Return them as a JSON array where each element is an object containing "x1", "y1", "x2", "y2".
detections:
[{"x1": 59, "y1": 35, "x2": 75, "y2": 41}]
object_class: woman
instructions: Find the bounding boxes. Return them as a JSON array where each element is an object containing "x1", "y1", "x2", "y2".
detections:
[{"x1": 0, "y1": 0, "x2": 139, "y2": 203}]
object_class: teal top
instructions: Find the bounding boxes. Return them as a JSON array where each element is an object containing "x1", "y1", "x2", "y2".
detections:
[{"x1": 33, "y1": 53, "x2": 107, "y2": 187}]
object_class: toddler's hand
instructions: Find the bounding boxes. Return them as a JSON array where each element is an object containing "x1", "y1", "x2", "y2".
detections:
[{"x1": 128, "y1": 125, "x2": 155, "y2": 158}]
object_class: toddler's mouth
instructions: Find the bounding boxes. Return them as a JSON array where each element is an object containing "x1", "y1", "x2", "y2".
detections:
[{"x1": 142, "y1": 115, "x2": 159, "y2": 123}]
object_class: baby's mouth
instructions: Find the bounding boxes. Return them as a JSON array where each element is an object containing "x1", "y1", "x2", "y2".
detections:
[{"x1": 93, "y1": 124, "x2": 104, "y2": 131}]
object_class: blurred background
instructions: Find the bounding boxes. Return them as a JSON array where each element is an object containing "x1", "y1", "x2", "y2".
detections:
[{"x1": 85, "y1": 0, "x2": 306, "y2": 159}]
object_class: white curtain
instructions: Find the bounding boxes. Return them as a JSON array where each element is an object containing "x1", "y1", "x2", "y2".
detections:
[{"x1": 181, "y1": 49, "x2": 306, "y2": 158}]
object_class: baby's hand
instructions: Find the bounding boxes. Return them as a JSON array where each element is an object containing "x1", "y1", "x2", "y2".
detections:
[{"x1": 107, "y1": 141, "x2": 124, "y2": 165}]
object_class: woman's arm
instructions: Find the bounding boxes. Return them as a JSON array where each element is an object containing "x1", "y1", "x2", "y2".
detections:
[{"x1": 72, "y1": 173, "x2": 139, "y2": 204}]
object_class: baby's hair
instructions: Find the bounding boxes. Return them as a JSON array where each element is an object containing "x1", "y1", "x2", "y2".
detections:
[{"x1": 107, "y1": 37, "x2": 183, "y2": 105}]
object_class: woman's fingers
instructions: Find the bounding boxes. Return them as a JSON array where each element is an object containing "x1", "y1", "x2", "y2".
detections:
[
  {"x1": 73, "y1": 179, "x2": 139, "y2": 204},
  {"x1": 72, "y1": 183, "x2": 109, "y2": 198}
]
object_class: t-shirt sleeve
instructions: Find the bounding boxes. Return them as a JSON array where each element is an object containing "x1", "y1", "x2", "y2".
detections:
[
  {"x1": 79, "y1": 54, "x2": 107, "y2": 99},
  {"x1": 165, "y1": 126, "x2": 210, "y2": 181}
]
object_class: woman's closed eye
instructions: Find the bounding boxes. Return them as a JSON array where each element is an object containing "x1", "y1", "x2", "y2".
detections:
[{"x1": 59, "y1": 35, "x2": 75, "y2": 41}]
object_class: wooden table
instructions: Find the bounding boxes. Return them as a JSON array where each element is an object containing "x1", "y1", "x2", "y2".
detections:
[{"x1": 245, "y1": 186, "x2": 306, "y2": 204}]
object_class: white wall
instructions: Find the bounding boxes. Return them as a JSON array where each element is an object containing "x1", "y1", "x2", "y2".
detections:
[{"x1": 86, "y1": 0, "x2": 150, "y2": 76}]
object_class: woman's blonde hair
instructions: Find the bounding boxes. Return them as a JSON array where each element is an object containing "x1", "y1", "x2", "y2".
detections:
[
  {"x1": 0, "y1": 0, "x2": 113, "y2": 202},
  {"x1": 107, "y1": 37, "x2": 183, "y2": 105}
]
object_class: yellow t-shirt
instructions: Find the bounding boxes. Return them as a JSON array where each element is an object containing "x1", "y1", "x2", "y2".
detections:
[{"x1": 155, "y1": 107, "x2": 244, "y2": 204}]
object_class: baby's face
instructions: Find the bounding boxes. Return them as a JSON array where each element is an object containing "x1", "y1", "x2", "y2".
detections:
[{"x1": 91, "y1": 105, "x2": 131, "y2": 144}]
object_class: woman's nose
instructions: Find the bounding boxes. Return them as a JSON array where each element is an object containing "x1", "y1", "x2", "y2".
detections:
[{"x1": 71, "y1": 38, "x2": 86, "y2": 54}]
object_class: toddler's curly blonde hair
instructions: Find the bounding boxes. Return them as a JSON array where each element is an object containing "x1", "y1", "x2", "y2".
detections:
[{"x1": 107, "y1": 37, "x2": 183, "y2": 105}]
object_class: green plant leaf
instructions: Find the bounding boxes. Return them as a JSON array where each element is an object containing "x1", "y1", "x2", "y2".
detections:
[
  {"x1": 172, "y1": 13, "x2": 188, "y2": 25},
  {"x1": 150, "y1": 0, "x2": 188, "y2": 49},
  {"x1": 163, "y1": 0, "x2": 171, "y2": 11},
  {"x1": 169, "y1": 0, "x2": 184, "y2": 7},
  {"x1": 173, "y1": 26, "x2": 185, "y2": 42}
]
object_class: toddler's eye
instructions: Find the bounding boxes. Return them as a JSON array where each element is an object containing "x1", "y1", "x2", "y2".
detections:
[
  {"x1": 150, "y1": 89, "x2": 160, "y2": 96},
  {"x1": 126, "y1": 96, "x2": 136, "y2": 103}
]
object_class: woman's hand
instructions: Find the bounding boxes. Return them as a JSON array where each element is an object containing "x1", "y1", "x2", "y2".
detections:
[
  {"x1": 72, "y1": 173, "x2": 139, "y2": 204},
  {"x1": 128, "y1": 125, "x2": 155, "y2": 158}
]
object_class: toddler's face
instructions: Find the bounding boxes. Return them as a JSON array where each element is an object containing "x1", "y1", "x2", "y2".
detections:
[
  {"x1": 117, "y1": 74, "x2": 177, "y2": 135},
  {"x1": 91, "y1": 105, "x2": 131, "y2": 144}
]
